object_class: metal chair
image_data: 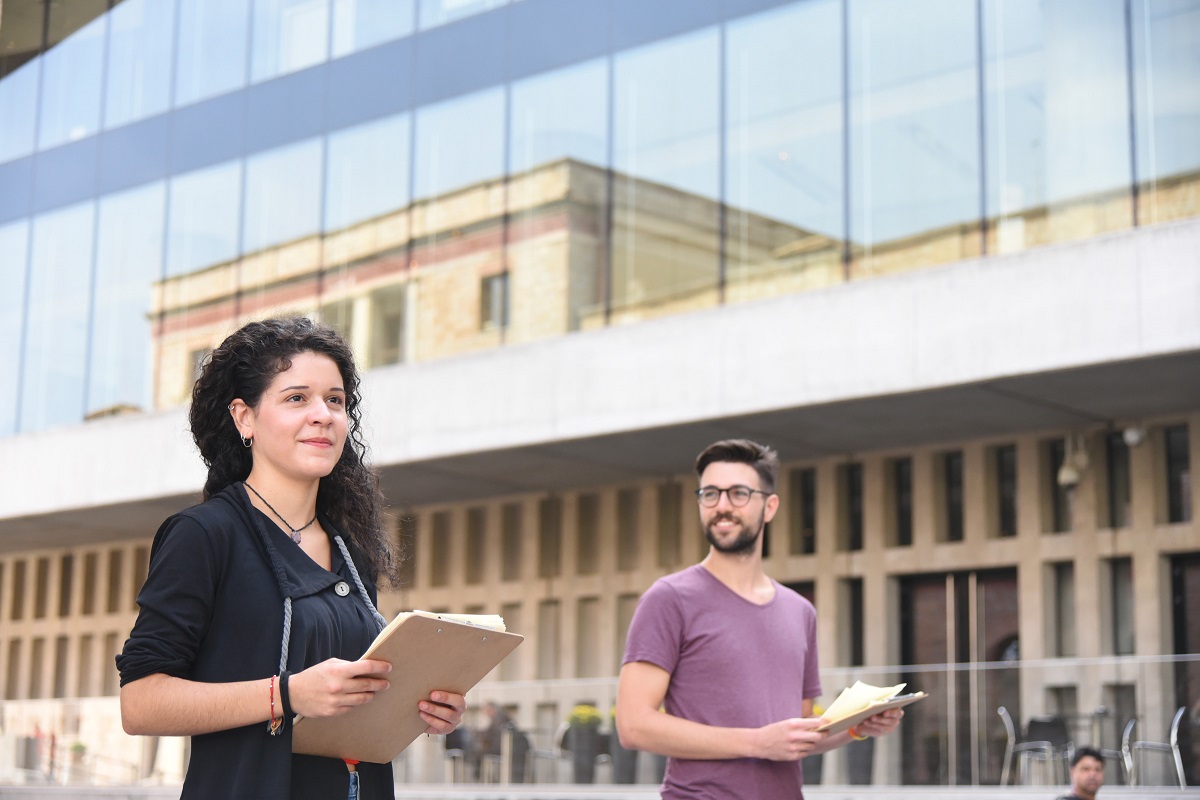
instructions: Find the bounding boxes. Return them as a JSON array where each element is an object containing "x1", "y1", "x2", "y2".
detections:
[
  {"x1": 998, "y1": 706, "x2": 1055, "y2": 786},
  {"x1": 1122, "y1": 707, "x2": 1187, "y2": 787}
]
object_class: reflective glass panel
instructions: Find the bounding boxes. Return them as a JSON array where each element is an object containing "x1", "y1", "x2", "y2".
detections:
[
  {"x1": 331, "y1": 0, "x2": 415, "y2": 57},
  {"x1": 166, "y1": 161, "x2": 243, "y2": 277},
  {"x1": 21, "y1": 203, "x2": 95, "y2": 432},
  {"x1": 509, "y1": 59, "x2": 608, "y2": 335},
  {"x1": 412, "y1": 87, "x2": 505, "y2": 359},
  {"x1": 0, "y1": 59, "x2": 40, "y2": 164},
  {"x1": 0, "y1": 220, "x2": 29, "y2": 436},
  {"x1": 418, "y1": 0, "x2": 505, "y2": 31},
  {"x1": 251, "y1": 0, "x2": 330, "y2": 83},
  {"x1": 726, "y1": 0, "x2": 844, "y2": 303},
  {"x1": 612, "y1": 28, "x2": 720, "y2": 323},
  {"x1": 849, "y1": 0, "x2": 981, "y2": 277},
  {"x1": 325, "y1": 113, "x2": 411, "y2": 232},
  {"x1": 175, "y1": 0, "x2": 250, "y2": 107},
  {"x1": 983, "y1": 0, "x2": 1132, "y2": 254},
  {"x1": 104, "y1": 0, "x2": 175, "y2": 129},
  {"x1": 38, "y1": 14, "x2": 106, "y2": 149},
  {"x1": 88, "y1": 183, "x2": 165, "y2": 417},
  {"x1": 243, "y1": 139, "x2": 323, "y2": 254},
  {"x1": 1132, "y1": 0, "x2": 1200, "y2": 224}
]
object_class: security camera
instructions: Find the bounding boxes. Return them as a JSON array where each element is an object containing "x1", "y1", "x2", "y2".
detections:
[{"x1": 1122, "y1": 426, "x2": 1147, "y2": 447}]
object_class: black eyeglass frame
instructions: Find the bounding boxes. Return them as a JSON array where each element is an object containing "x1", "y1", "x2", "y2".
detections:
[{"x1": 694, "y1": 485, "x2": 773, "y2": 508}]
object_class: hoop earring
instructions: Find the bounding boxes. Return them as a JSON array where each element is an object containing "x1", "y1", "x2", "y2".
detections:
[{"x1": 241, "y1": 435, "x2": 253, "y2": 448}]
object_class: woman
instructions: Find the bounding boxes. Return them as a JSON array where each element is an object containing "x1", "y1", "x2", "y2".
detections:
[{"x1": 118, "y1": 317, "x2": 464, "y2": 799}]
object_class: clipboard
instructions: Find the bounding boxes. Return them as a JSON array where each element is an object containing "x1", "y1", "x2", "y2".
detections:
[
  {"x1": 816, "y1": 691, "x2": 927, "y2": 735},
  {"x1": 292, "y1": 611, "x2": 523, "y2": 762}
]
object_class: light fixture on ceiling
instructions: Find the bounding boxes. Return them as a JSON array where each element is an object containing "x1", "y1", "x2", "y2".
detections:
[
  {"x1": 1122, "y1": 426, "x2": 1147, "y2": 447},
  {"x1": 1056, "y1": 433, "x2": 1088, "y2": 489}
]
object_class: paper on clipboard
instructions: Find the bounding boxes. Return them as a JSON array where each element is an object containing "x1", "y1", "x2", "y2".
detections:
[
  {"x1": 816, "y1": 680, "x2": 926, "y2": 734},
  {"x1": 291, "y1": 610, "x2": 523, "y2": 762}
]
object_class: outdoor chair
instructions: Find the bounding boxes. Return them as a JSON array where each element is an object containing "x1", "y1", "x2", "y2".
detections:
[
  {"x1": 998, "y1": 706, "x2": 1056, "y2": 786},
  {"x1": 1122, "y1": 706, "x2": 1187, "y2": 787}
]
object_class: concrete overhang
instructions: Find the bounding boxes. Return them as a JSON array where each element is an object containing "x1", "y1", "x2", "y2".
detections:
[{"x1": 2, "y1": 218, "x2": 1198, "y2": 551}]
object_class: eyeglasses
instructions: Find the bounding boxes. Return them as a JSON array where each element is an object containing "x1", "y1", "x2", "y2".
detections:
[{"x1": 695, "y1": 485, "x2": 771, "y2": 508}]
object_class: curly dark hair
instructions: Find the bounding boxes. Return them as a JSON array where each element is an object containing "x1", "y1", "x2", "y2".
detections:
[
  {"x1": 188, "y1": 316, "x2": 395, "y2": 586},
  {"x1": 694, "y1": 439, "x2": 780, "y2": 493}
]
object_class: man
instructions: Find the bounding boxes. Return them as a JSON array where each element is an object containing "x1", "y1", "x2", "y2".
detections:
[
  {"x1": 616, "y1": 439, "x2": 903, "y2": 798},
  {"x1": 1056, "y1": 747, "x2": 1105, "y2": 800}
]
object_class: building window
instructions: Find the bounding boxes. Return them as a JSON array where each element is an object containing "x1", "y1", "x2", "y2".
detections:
[
  {"x1": 57, "y1": 554, "x2": 73, "y2": 618},
  {"x1": 33, "y1": 557, "x2": 50, "y2": 619},
  {"x1": 576, "y1": 493, "x2": 600, "y2": 575},
  {"x1": 616, "y1": 489, "x2": 640, "y2": 571},
  {"x1": 889, "y1": 457, "x2": 913, "y2": 547},
  {"x1": 788, "y1": 468, "x2": 816, "y2": 555},
  {"x1": 81, "y1": 553, "x2": 97, "y2": 615},
  {"x1": 465, "y1": 507, "x2": 485, "y2": 585},
  {"x1": 940, "y1": 450, "x2": 965, "y2": 542},
  {"x1": 1105, "y1": 431, "x2": 1131, "y2": 528},
  {"x1": 430, "y1": 511, "x2": 450, "y2": 587},
  {"x1": 1165, "y1": 424, "x2": 1192, "y2": 524},
  {"x1": 536, "y1": 600, "x2": 560, "y2": 679},
  {"x1": 132, "y1": 546, "x2": 150, "y2": 611},
  {"x1": 838, "y1": 463, "x2": 864, "y2": 551},
  {"x1": 480, "y1": 272, "x2": 509, "y2": 331},
  {"x1": 501, "y1": 503, "x2": 522, "y2": 582},
  {"x1": 106, "y1": 550, "x2": 125, "y2": 615},
  {"x1": 994, "y1": 444, "x2": 1018, "y2": 537},
  {"x1": 10, "y1": 560, "x2": 26, "y2": 621},
  {"x1": 397, "y1": 516, "x2": 417, "y2": 588},
  {"x1": 538, "y1": 496, "x2": 562, "y2": 579},
  {"x1": 656, "y1": 483, "x2": 681, "y2": 568},
  {"x1": 76, "y1": 635, "x2": 93, "y2": 697},
  {"x1": 499, "y1": 602, "x2": 521, "y2": 681},
  {"x1": 1046, "y1": 438, "x2": 1073, "y2": 533},
  {"x1": 1051, "y1": 561, "x2": 1076, "y2": 657},
  {"x1": 1109, "y1": 557, "x2": 1134, "y2": 655},
  {"x1": 368, "y1": 284, "x2": 406, "y2": 368},
  {"x1": 616, "y1": 593, "x2": 640, "y2": 674},
  {"x1": 841, "y1": 578, "x2": 864, "y2": 666},
  {"x1": 103, "y1": 632, "x2": 119, "y2": 696},
  {"x1": 29, "y1": 637, "x2": 45, "y2": 699},
  {"x1": 53, "y1": 636, "x2": 69, "y2": 699},
  {"x1": 575, "y1": 597, "x2": 600, "y2": 678}
]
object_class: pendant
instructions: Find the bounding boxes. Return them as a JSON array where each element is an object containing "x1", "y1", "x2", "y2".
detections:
[
  {"x1": 267, "y1": 717, "x2": 284, "y2": 736},
  {"x1": 290, "y1": 530, "x2": 301, "y2": 544}
]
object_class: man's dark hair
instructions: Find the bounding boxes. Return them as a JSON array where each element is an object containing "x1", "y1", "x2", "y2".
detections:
[
  {"x1": 1071, "y1": 746, "x2": 1104, "y2": 767},
  {"x1": 695, "y1": 439, "x2": 780, "y2": 493}
]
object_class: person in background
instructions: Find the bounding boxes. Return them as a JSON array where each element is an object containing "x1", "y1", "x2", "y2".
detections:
[
  {"x1": 616, "y1": 439, "x2": 904, "y2": 799},
  {"x1": 117, "y1": 317, "x2": 465, "y2": 800},
  {"x1": 1056, "y1": 746, "x2": 1105, "y2": 800}
]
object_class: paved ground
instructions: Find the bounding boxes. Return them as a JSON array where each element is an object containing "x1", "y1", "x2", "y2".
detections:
[{"x1": 0, "y1": 785, "x2": 1197, "y2": 800}]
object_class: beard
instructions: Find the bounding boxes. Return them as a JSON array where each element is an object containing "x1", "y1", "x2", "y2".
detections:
[{"x1": 704, "y1": 510, "x2": 764, "y2": 555}]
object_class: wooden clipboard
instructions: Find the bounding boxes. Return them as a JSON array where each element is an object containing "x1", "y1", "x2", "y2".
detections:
[{"x1": 291, "y1": 612, "x2": 523, "y2": 762}]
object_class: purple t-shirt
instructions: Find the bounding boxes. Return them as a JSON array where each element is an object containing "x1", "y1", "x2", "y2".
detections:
[{"x1": 623, "y1": 564, "x2": 822, "y2": 800}]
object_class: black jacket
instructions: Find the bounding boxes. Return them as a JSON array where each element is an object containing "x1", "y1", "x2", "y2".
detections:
[{"x1": 118, "y1": 484, "x2": 394, "y2": 799}]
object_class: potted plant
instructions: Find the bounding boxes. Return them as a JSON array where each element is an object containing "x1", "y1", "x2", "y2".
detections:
[{"x1": 565, "y1": 703, "x2": 602, "y2": 783}]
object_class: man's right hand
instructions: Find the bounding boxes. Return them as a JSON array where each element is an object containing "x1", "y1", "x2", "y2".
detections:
[{"x1": 752, "y1": 716, "x2": 829, "y2": 761}]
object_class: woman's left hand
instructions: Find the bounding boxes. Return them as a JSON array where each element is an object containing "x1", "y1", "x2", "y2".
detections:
[{"x1": 419, "y1": 691, "x2": 466, "y2": 734}]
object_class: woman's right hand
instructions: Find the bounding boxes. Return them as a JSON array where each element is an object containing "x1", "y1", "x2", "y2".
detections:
[{"x1": 288, "y1": 658, "x2": 392, "y2": 718}]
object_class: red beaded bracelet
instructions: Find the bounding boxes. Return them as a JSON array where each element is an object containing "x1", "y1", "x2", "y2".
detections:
[{"x1": 267, "y1": 675, "x2": 283, "y2": 736}]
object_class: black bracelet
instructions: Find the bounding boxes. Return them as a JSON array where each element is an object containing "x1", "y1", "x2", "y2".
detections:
[{"x1": 278, "y1": 670, "x2": 293, "y2": 718}]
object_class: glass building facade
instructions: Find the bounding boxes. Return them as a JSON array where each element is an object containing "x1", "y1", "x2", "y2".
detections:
[
  {"x1": 1, "y1": 0, "x2": 1197, "y2": 436},
  {"x1": 1, "y1": 0, "x2": 1199, "y2": 790}
]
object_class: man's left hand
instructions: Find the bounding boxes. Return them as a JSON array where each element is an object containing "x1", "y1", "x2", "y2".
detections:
[{"x1": 856, "y1": 707, "x2": 904, "y2": 737}]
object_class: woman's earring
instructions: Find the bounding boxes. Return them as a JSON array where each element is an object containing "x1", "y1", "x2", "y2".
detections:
[{"x1": 241, "y1": 434, "x2": 253, "y2": 448}]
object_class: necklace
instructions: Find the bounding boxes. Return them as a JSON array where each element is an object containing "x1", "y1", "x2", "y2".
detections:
[{"x1": 244, "y1": 482, "x2": 318, "y2": 544}]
